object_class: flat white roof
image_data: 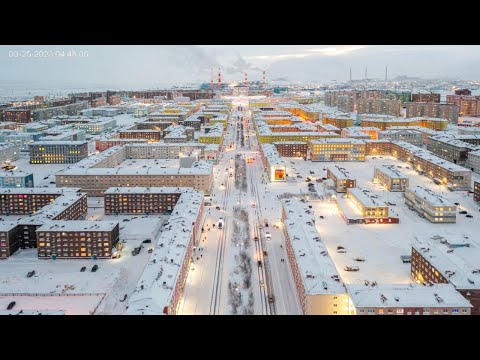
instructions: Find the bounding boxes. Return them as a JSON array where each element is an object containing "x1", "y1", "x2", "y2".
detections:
[
  {"x1": 37, "y1": 221, "x2": 118, "y2": 232},
  {"x1": 126, "y1": 190, "x2": 204, "y2": 315},
  {"x1": 375, "y1": 165, "x2": 408, "y2": 180},
  {"x1": 347, "y1": 283, "x2": 471, "y2": 308},
  {"x1": 405, "y1": 186, "x2": 455, "y2": 207},
  {"x1": 310, "y1": 138, "x2": 365, "y2": 145},
  {"x1": 328, "y1": 165, "x2": 355, "y2": 180},
  {"x1": 261, "y1": 144, "x2": 286, "y2": 167},
  {"x1": 348, "y1": 187, "x2": 388, "y2": 208},
  {"x1": 281, "y1": 199, "x2": 346, "y2": 295},
  {"x1": 104, "y1": 186, "x2": 193, "y2": 195},
  {"x1": 31, "y1": 141, "x2": 88, "y2": 146}
]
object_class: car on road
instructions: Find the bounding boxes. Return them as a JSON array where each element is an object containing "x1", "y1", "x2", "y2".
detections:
[
  {"x1": 122, "y1": 219, "x2": 130, "y2": 222},
  {"x1": 268, "y1": 295, "x2": 274, "y2": 303},
  {"x1": 296, "y1": 175, "x2": 302, "y2": 178},
  {"x1": 257, "y1": 260, "x2": 262, "y2": 267},
  {"x1": 80, "y1": 266, "x2": 86, "y2": 272},
  {"x1": 216, "y1": 206, "x2": 221, "y2": 210},
  {"x1": 455, "y1": 202, "x2": 460, "y2": 206},
  {"x1": 91, "y1": 264, "x2": 98, "y2": 272},
  {"x1": 319, "y1": 215, "x2": 324, "y2": 219},
  {"x1": 344, "y1": 266, "x2": 360, "y2": 272},
  {"x1": 265, "y1": 231, "x2": 271, "y2": 239},
  {"x1": 26, "y1": 270, "x2": 35, "y2": 278},
  {"x1": 337, "y1": 246, "x2": 346, "y2": 253},
  {"x1": 353, "y1": 257, "x2": 366, "y2": 262},
  {"x1": 7, "y1": 301, "x2": 16, "y2": 310},
  {"x1": 254, "y1": 236, "x2": 259, "y2": 241},
  {"x1": 148, "y1": 247, "x2": 154, "y2": 253},
  {"x1": 260, "y1": 280, "x2": 264, "y2": 287},
  {"x1": 142, "y1": 239, "x2": 152, "y2": 243}
]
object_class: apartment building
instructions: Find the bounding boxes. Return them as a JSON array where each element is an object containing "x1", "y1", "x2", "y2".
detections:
[
  {"x1": 318, "y1": 123, "x2": 342, "y2": 134},
  {"x1": 475, "y1": 181, "x2": 480, "y2": 202},
  {"x1": 273, "y1": 142, "x2": 308, "y2": 157},
  {"x1": 327, "y1": 166, "x2": 356, "y2": 193},
  {"x1": 163, "y1": 125, "x2": 194, "y2": 143},
  {"x1": 95, "y1": 138, "x2": 148, "y2": 152},
  {"x1": 0, "y1": 222, "x2": 20, "y2": 259},
  {"x1": 342, "y1": 127, "x2": 380, "y2": 140},
  {"x1": 373, "y1": 165, "x2": 409, "y2": 192},
  {"x1": 260, "y1": 144, "x2": 286, "y2": 182},
  {"x1": 104, "y1": 187, "x2": 186, "y2": 215},
  {"x1": 3, "y1": 109, "x2": 33, "y2": 123},
  {"x1": 0, "y1": 143, "x2": 20, "y2": 163},
  {"x1": 119, "y1": 130, "x2": 163, "y2": 142},
  {"x1": 347, "y1": 284, "x2": 471, "y2": 315},
  {"x1": 364, "y1": 140, "x2": 392, "y2": 155},
  {"x1": 29, "y1": 141, "x2": 89, "y2": 164},
  {"x1": 72, "y1": 119, "x2": 117, "y2": 134},
  {"x1": 337, "y1": 95, "x2": 355, "y2": 112},
  {"x1": 281, "y1": 199, "x2": 349, "y2": 315},
  {"x1": 427, "y1": 135, "x2": 478, "y2": 165},
  {"x1": 36, "y1": 221, "x2": 120, "y2": 259},
  {"x1": 310, "y1": 138, "x2": 365, "y2": 162},
  {"x1": 346, "y1": 187, "x2": 389, "y2": 219},
  {"x1": 356, "y1": 99, "x2": 401, "y2": 116},
  {"x1": 468, "y1": 151, "x2": 480, "y2": 173},
  {"x1": 126, "y1": 190, "x2": 204, "y2": 315},
  {"x1": 404, "y1": 186, "x2": 456, "y2": 223},
  {"x1": 0, "y1": 171, "x2": 34, "y2": 188},
  {"x1": 378, "y1": 130, "x2": 423, "y2": 146},
  {"x1": 405, "y1": 102, "x2": 459, "y2": 124},
  {"x1": 412, "y1": 93, "x2": 441, "y2": 103},
  {"x1": 390, "y1": 141, "x2": 472, "y2": 190},
  {"x1": 199, "y1": 123, "x2": 224, "y2": 144},
  {"x1": 446, "y1": 95, "x2": 480, "y2": 117},
  {"x1": 137, "y1": 121, "x2": 173, "y2": 131},
  {"x1": 412, "y1": 238, "x2": 480, "y2": 315},
  {"x1": 322, "y1": 114, "x2": 355, "y2": 129}
]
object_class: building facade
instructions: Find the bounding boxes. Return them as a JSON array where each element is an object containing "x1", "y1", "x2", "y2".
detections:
[
  {"x1": 310, "y1": 139, "x2": 365, "y2": 162},
  {"x1": 446, "y1": 95, "x2": 480, "y2": 117},
  {"x1": 273, "y1": 142, "x2": 308, "y2": 157},
  {"x1": 327, "y1": 166, "x2": 356, "y2": 193},
  {"x1": 405, "y1": 102, "x2": 459, "y2": 123},
  {"x1": 404, "y1": 186, "x2": 456, "y2": 223},
  {"x1": 356, "y1": 99, "x2": 402, "y2": 116},
  {"x1": 412, "y1": 93, "x2": 441, "y2": 103},
  {"x1": 30, "y1": 141, "x2": 89, "y2": 164}
]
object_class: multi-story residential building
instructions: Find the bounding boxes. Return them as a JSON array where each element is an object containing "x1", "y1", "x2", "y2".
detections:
[
  {"x1": 182, "y1": 118, "x2": 201, "y2": 130},
  {"x1": 378, "y1": 130, "x2": 423, "y2": 146},
  {"x1": 33, "y1": 101, "x2": 89, "y2": 121},
  {"x1": 412, "y1": 93, "x2": 441, "y2": 103},
  {"x1": 279, "y1": 102, "x2": 320, "y2": 122},
  {"x1": 126, "y1": 190, "x2": 204, "y2": 315},
  {"x1": 337, "y1": 95, "x2": 355, "y2": 112},
  {"x1": 72, "y1": 119, "x2": 116, "y2": 134},
  {"x1": 322, "y1": 114, "x2": 355, "y2": 129},
  {"x1": 260, "y1": 144, "x2": 286, "y2": 182},
  {"x1": 364, "y1": 140, "x2": 391, "y2": 155},
  {"x1": 3, "y1": 109, "x2": 33, "y2": 123},
  {"x1": 373, "y1": 165, "x2": 409, "y2": 192},
  {"x1": 427, "y1": 135, "x2": 478, "y2": 165},
  {"x1": 163, "y1": 125, "x2": 194, "y2": 143},
  {"x1": 137, "y1": 121, "x2": 173, "y2": 131},
  {"x1": 342, "y1": 127, "x2": 380, "y2": 140},
  {"x1": 310, "y1": 138, "x2": 365, "y2": 162},
  {"x1": 0, "y1": 170, "x2": 34, "y2": 188},
  {"x1": 469, "y1": 151, "x2": 480, "y2": 173},
  {"x1": 80, "y1": 107, "x2": 122, "y2": 117},
  {"x1": 347, "y1": 284, "x2": 471, "y2": 315},
  {"x1": 356, "y1": 99, "x2": 401, "y2": 116},
  {"x1": 327, "y1": 166, "x2": 356, "y2": 193},
  {"x1": 346, "y1": 187, "x2": 389, "y2": 219},
  {"x1": 36, "y1": 221, "x2": 119, "y2": 259},
  {"x1": 119, "y1": 130, "x2": 163, "y2": 142},
  {"x1": 446, "y1": 95, "x2": 480, "y2": 117},
  {"x1": 0, "y1": 143, "x2": 20, "y2": 163},
  {"x1": 455, "y1": 89, "x2": 471, "y2": 96},
  {"x1": 273, "y1": 142, "x2": 308, "y2": 157},
  {"x1": 0, "y1": 222, "x2": 20, "y2": 259},
  {"x1": 405, "y1": 102, "x2": 459, "y2": 123},
  {"x1": 318, "y1": 123, "x2": 342, "y2": 134},
  {"x1": 56, "y1": 161, "x2": 213, "y2": 196},
  {"x1": 474, "y1": 181, "x2": 480, "y2": 202},
  {"x1": 412, "y1": 238, "x2": 480, "y2": 315},
  {"x1": 29, "y1": 141, "x2": 89, "y2": 164},
  {"x1": 404, "y1": 186, "x2": 456, "y2": 223},
  {"x1": 390, "y1": 141, "x2": 472, "y2": 190},
  {"x1": 198, "y1": 123, "x2": 224, "y2": 144},
  {"x1": 281, "y1": 199, "x2": 349, "y2": 315},
  {"x1": 104, "y1": 187, "x2": 188, "y2": 215},
  {"x1": 95, "y1": 138, "x2": 148, "y2": 152},
  {"x1": 387, "y1": 126, "x2": 441, "y2": 145}
]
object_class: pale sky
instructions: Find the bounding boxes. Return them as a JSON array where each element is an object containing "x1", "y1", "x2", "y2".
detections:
[{"x1": 1, "y1": 45, "x2": 480, "y2": 89}]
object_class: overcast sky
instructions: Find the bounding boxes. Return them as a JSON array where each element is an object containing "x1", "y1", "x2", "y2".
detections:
[{"x1": 1, "y1": 45, "x2": 480, "y2": 89}]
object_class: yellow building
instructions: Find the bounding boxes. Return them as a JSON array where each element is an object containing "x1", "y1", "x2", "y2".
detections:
[
  {"x1": 322, "y1": 114, "x2": 355, "y2": 129},
  {"x1": 347, "y1": 187, "x2": 389, "y2": 218}
]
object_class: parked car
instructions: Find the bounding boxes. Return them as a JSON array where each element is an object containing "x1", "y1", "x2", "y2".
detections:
[
  {"x1": 344, "y1": 266, "x2": 360, "y2": 272},
  {"x1": 337, "y1": 246, "x2": 346, "y2": 254},
  {"x1": 459, "y1": 210, "x2": 467, "y2": 215},
  {"x1": 80, "y1": 266, "x2": 86, "y2": 272},
  {"x1": 254, "y1": 236, "x2": 259, "y2": 241},
  {"x1": 466, "y1": 214, "x2": 474, "y2": 218},
  {"x1": 265, "y1": 231, "x2": 271, "y2": 239},
  {"x1": 216, "y1": 206, "x2": 221, "y2": 210},
  {"x1": 7, "y1": 301, "x2": 16, "y2": 310},
  {"x1": 268, "y1": 295, "x2": 275, "y2": 303},
  {"x1": 142, "y1": 239, "x2": 152, "y2": 243},
  {"x1": 260, "y1": 280, "x2": 265, "y2": 287},
  {"x1": 26, "y1": 270, "x2": 35, "y2": 278},
  {"x1": 353, "y1": 257, "x2": 366, "y2": 262},
  {"x1": 148, "y1": 248, "x2": 154, "y2": 253},
  {"x1": 319, "y1": 215, "x2": 324, "y2": 219},
  {"x1": 122, "y1": 219, "x2": 130, "y2": 222},
  {"x1": 91, "y1": 264, "x2": 98, "y2": 272}
]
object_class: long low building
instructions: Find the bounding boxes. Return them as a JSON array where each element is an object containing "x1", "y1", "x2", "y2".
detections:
[
  {"x1": 56, "y1": 161, "x2": 213, "y2": 196},
  {"x1": 310, "y1": 138, "x2": 365, "y2": 162},
  {"x1": 467, "y1": 150, "x2": 480, "y2": 173},
  {"x1": 281, "y1": 199, "x2": 348, "y2": 315},
  {"x1": 0, "y1": 170, "x2": 34, "y2": 188},
  {"x1": 378, "y1": 129, "x2": 423, "y2": 146},
  {"x1": 29, "y1": 141, "x2": 89, "y2": 164},
  {"x1": 373, "y1": 165, "x2": 409, "y2": 192},
  {"x1": 119, "y1": 130, "x2": 163, "y2": 142},
  {"x1": 347, "y1": 284, "x2": 471, "y2": 315},
  {"x1": 390, "y1": 141, "x2": 472, "y2": 191},
  {"x1": 346, "y1": 187, "x2": 390, "y2": 219},
  {"x1": 327, "y1": 165, "x2": 356, "y2": 193},
  {"x1": 126, "y1": 190, "x2": 204, "y2": 315},
  {"x1": 95, "y1": 138, "x2": 148, "y2": 152},
  {"x1": 0, "y1": 143, "x2": 20, "y2": 163},
  {"x1": 427, "y1": 135, "x2": 478, "y2": 165},
  {"x1": 105, "y1": 187, "x2": 192, "y2": 215},
  {"x1": 260, "y1": 144, "x2": 286, "y2": 182},
  {"x1": 412, "y1": 235, "x2": 480, "y2": 314},
  {"x1": 404, "y1": 186, "x2": 456, "y2": 223},
  {"x1": 272, "y1": 141, "x2": 308, "y2": 158}
]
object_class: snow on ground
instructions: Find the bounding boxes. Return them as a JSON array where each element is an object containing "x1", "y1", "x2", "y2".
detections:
[
  {"x1": 266, "y1": 155, "x2": 480, "y2": 286},
  {"x1": 114, "y1": 158, "x2": 180, "y2": 169},
  {"x1": 12, "y1": 153, "x2": 69, "y2": 188},
  {"x1": 0, "y1": 295, "x2": 103, "y2": 315}
]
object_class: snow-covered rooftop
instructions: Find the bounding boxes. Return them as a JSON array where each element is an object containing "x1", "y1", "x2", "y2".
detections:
[
  {"x1": 347, "y1": 283, "x2": 471, "y2": 308},
  {"x1": 261, "y1": 144, "x2": 286, "y2": 166},
  {"x1": 31, "y1": 141, "x2": 88, "y2": 146},
  {"x1": 310, "y1": 138, "x2": 365, "y2": 145},
  {"x1": 104, "y1": 186, "x2": 193, "y2": 195},
  {"x1": 375, "y1": 165, "x2": 408, "y2": 179},
  {"x1": 281, "y1": 199, "x2": 346, "y2": 295},
  {"x1": 348, "y1": 187, "x2": 388, "y2": 208},
  {"x1": 406, "y1": 186, "x2": 455, "y2": 207},
  {"x1": 328, "y1": 165, "x2": 355, "y2": 180},
  {"x1": 126, "y1": 190, "x2": 204, "y2": 315},
  {"x1": 413, "y1": 235, "x2": 480, "y2": 289},
  {"x1": 37, "y1": 220, "x2": 118, "y2": 232}
]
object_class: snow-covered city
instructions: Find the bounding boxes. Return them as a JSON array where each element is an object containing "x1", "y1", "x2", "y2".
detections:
[{"x1": 1, "y1": 45, "x2": 480, "y2": 316}]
